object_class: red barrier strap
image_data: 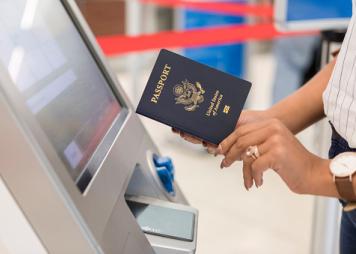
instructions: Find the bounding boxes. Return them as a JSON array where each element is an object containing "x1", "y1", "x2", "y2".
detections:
[
  {"x1": 140, "y1": 0, "x2": 274, "y2": 17},
  {"x1": 97, "y1": 24, "x2": 317, "y2": 56}
]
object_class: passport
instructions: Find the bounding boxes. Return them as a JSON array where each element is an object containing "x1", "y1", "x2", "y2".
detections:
[{"x1": 136, "y1": 49, "x2": 251, "y2": 145}]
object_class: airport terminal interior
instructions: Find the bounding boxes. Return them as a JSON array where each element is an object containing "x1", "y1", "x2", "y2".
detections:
[{"x1": 0, "y1": 0, "x2": 354, "y2": 254}]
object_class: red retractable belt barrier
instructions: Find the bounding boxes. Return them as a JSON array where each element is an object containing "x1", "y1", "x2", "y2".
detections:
[
  {"x1": 97, "y1": 24, "x2": 317, "y2": 56},
  {"x1": 96, "y1": 1, "x2": 318, "y2": 56},
  {"x1": 139, "y1": 0, "x2": 274, "y2": 17}
]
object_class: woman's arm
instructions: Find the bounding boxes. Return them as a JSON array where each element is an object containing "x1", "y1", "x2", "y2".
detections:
[
  {"x1": 220, "y1": 117, "x2": 341, "y2": 197},
  {"x1": 218, "y1": 59, "x2": 342, "y2": 194},
  {"x1": 219, "y1": 58, "x2": 337, "y2": 158},
  {"x1": 266, "y1": 58, "x2": 336, "y2": 134}
]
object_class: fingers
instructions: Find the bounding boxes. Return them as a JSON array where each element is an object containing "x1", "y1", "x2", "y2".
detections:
[
  {"x1": 222, "y1": 125, "x2": 272, "y2": 167},
  {"x1": 219, "y1": 119, "x2": 271, "y2": 155},
  {"x1": 172, "y1": 128, "x2": 203, "y2": 144},
  {"x1": 243, "y1": 138, "x2": 278, "y2": 189},
  {"x1": 241, "y1": 155, "x2": 254, "y2": 190},
  {"x1": 171, "y1": 128, "x2": 219, "y2": 154},
  {"x1": 250, "y1": 152, "x2": 273, "y2": 187},
  {"x1": 221, "y1": 137, "x2": 274, "y2": 190},
  {"x1": 207, "y1": 145, "x2": 217, "y2": 154},
  {"x1": 235, "y1": 110, "x2": 248, "y2": 127},
  {"x1": 235, "y1": 110, "x2": 263, "y2": 127},
  {"x1": 183, "y1": 134, "x2": 203, "y2": 144}
]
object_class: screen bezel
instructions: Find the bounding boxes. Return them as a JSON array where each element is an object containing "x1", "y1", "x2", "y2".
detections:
[
  {"x1": 0, "y1": 0, "x2": 146, "y2": 240},
  {"x1": 61, "y1": 1, "x2": 129, "y2": 192},
  {"x1": 274, "y1": 0, "x2": 351, "y2": 31}
]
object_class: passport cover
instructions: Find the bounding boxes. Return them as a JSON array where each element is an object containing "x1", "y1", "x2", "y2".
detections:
[{"x1": 136, "y1": 49, "x2": 251, "y2": 145}]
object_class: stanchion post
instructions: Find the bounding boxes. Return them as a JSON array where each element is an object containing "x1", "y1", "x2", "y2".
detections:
[{"x1": 125, "y1": 0, "x2": 143, "y2": 104}]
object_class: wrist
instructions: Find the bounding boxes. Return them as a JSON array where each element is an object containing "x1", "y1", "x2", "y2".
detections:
[
  {"x1": 266, "y1": 105, "x2": 292, "y2": 131},
  {"x1": 308, "y1": 157, "x2": 340, "y2": 198}
]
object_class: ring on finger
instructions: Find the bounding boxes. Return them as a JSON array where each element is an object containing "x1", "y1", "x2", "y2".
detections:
[{"x1": 246, "y1": 145, "x2": 260, "y2": 160}]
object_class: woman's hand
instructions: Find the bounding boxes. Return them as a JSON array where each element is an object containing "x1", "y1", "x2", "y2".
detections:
[
  {"x1": 171, "y1": 128, "x2": 218, "y2": 153},
  {"x1": 235, "y1": 110, "x2": 272, "y2": 127},
  {"x1": 172, "y1": 110, "x2": 272, "y2": 153},
  {"x1": 218, "y1": 118, "x2": 327, "y2": 194},
  {"x1": 213, "y1": 109, "x2": 273, "y2": 155},
  {"x1": 172, "y1": 128, "x2": 203, "y2": 144}
]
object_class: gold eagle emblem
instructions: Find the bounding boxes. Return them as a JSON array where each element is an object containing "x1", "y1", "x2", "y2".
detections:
[{"x1": 173, "y1": 79, "x2": 205, "y2": 112}]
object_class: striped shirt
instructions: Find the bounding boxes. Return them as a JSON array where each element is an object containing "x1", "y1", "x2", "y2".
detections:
[{"x1": 323, "y1": 0, "x2": 356, "y2": 147}]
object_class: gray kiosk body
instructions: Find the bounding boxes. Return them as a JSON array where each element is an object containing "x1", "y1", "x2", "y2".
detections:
[{"x1": 0, "y1": 0, "x2": 198, "y2": 253}]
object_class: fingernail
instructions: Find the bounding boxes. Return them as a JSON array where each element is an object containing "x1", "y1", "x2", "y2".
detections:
[
  {"x1": 222, "y1": 159, "x2": 229, "y2": 168},
  {"x1": 207, "y1": 147, "x2": 216, "y2": 155},
  {"x1": 220, "y1": 161, "x2": 224, "y2": 169}
]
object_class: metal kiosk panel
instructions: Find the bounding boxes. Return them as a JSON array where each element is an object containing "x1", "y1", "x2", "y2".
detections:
[{"x1": 0, "y1": 0, "x2": 196, "y2": 253}]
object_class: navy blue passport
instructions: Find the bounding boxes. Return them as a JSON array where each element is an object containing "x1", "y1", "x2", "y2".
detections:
[{"x1": 136, "y1": 49, "x2": 251, "y2": 145}]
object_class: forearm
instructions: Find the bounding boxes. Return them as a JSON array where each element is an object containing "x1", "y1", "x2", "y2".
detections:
[{"x1": 266, "y1": 59, "x2": 336, "y2": 134}]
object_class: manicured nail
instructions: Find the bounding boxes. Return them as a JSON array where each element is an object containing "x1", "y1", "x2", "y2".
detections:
[{"x1": 220, "y1": 161, "x2": 224, "y2": 169}]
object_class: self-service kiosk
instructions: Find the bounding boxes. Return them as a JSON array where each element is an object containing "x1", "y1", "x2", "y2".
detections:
[{"x1": 0, "y1": 0, "x2": 198, "y2": 253}]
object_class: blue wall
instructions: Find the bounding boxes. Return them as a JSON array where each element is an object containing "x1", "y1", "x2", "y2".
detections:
[{"x1": 182, "y1": 1, "x2": 245, "y2": 78}]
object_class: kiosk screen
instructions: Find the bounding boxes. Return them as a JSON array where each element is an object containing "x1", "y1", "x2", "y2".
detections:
[{"x1": 0, "y1": 0, "x2": 123, "y2": 185}]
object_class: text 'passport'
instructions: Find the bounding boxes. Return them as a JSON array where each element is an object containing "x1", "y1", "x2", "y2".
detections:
[{"x1": 136, "y1": 49, "x2": 251, "y2": 145}]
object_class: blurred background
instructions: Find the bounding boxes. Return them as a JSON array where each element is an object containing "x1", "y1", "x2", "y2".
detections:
[
  {"x1": 74, "y1": 0, "x2": 323, "y2": 253},
  {"x1": 0, "y1": 0, "x2": 351, "y2": 253}
]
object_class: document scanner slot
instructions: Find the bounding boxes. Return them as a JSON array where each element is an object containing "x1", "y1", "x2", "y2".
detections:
[
  {"x1": 125, "y1": 150, "x2": 179, "y2": 202},
  {"x1": 125, "y1": 195, "x2": 198, "y2": 254}
]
